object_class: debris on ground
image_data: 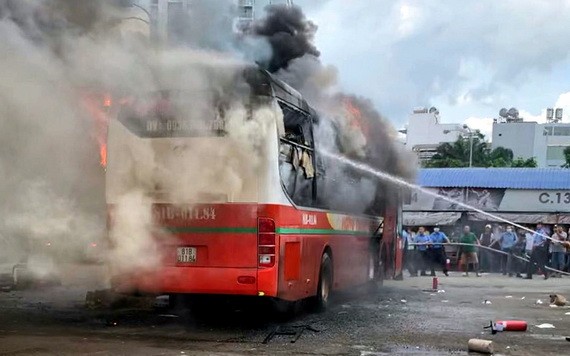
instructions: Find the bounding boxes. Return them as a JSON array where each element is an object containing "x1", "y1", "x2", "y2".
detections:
[
  {"x1": 153, "y1": 295, "x2": 170, "y2": 309},
  {"x1": 105, "y1": 320, "x2": 118, "y2": 327},
  {"x1": 521, "y1": 296, "x2": 526, "y2": 300},
  {"x1": 467, "y1": 338, "x2": 494, "y2": 354},
  {"x1": 85, "y1": 290, "x2": 155, "y2": 310},
  {"x1": 535, "y1": 323, "x2": 555, "y2": 329},
  {"x1": 505, "y1": 295, "x2": 513, "y2": 299},
  {"x1": 550, "y1": 294, "x2": 567, "y2": 307},
  {"x1": 400, "y1": 299, "x2": 407, "y2": 303},
  {"x1": 482, "y1": 300, "x2": 492, "y2": 305},
  {"x1": 535, "y1": 299, "x2": 544, "y2": 305},
  {"x1": 262, "y1": 324, "x2": 319, "y2": 344}
]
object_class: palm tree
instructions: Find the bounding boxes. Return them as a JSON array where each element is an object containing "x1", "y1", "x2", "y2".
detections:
[
  {"x1": 562, "y1": 147, "x2": 570, "y2": 168},
  {"x1": 424, "y1": 133, "x2": 535, "y2": 168}
]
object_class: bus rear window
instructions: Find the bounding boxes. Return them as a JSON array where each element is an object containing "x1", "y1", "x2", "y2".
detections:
[{"x1": 117, "y1": 91, "x2": 230, "y2": 138}]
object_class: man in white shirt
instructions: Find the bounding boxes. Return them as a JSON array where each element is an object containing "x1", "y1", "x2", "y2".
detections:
[
  {"x1": 524, "y1": 228, "x2": 534, "y2": 257},
  {"x1": 403, "y1": 227, "x2": 417, "y2": 277}
]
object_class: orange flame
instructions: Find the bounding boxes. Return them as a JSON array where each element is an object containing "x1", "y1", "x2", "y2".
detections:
[
  {"x1": 343, "y1": 98, "x2": 369, "y2": 137},
  {"x1": 82, "y1": 92, "x2": 111, "y2": 168},
  {"x1": 100, "y1": 143, "x2": 107, "y2": 167}
]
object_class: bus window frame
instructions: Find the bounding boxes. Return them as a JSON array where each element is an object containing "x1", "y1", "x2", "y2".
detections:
[{"x1": 277, "y1": 99, "x2": 320, "y2": 209}]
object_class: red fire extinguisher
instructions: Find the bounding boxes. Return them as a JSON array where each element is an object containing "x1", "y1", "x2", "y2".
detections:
[
  {"x1": 432, "y1": 277, "x2": 438, "y2": 290},
  {"x1": 496, "y1": 320, "x2": 527, "y2": 331},
  {"x1": 485, "y1": 320, "x2": 528, "y2": 334}
]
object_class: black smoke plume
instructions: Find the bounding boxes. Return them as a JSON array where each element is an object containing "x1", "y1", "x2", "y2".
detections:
[
  {"x1": 251, "y1": 5, "x2": 415, "y2": 214},
  {"x1": 253, "y1": 4, "x2": 320, "y2": 73}
]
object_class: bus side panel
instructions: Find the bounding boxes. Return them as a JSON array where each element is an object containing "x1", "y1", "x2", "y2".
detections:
[
  {"x1": 328, "y1": 234, "x2": 370, "y2": 290},
  {"x1": 275, "y1": 232, "x2": 322, "y2": 301},
  {"x1": 261, "y1": 204, "x2": 374, "y2": 301},
  {"x1": 383, "y1": 205, "x2": 404, "y2": 278},
  {"x1": 274, "y1": 233, "x2": 370, "y2": 301}
]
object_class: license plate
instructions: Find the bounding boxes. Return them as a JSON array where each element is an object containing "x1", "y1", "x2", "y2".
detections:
[{"x1": 177, "y1": 247, "x2": 196, "y2": 263}]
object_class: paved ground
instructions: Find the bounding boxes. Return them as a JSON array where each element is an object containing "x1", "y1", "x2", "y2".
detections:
[{"x1": 1, "y1": 266, "x2": 570, "y2": 355}]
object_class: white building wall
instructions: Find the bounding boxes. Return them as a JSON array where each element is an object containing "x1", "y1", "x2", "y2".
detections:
[
  {"x1": 492, "y1": 121, "x2": 570, "y2": 167},
  {"x1": 404, "y1": 111, "x2": 461, "y2": 150},
  {"x1": 492, "y1": 122, "x2": 536, "y2": 160}
]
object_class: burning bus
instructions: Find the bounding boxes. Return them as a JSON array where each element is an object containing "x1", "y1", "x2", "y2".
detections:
[{"x1": 105, "y1": 61, "x2": 403, "y2": 311}]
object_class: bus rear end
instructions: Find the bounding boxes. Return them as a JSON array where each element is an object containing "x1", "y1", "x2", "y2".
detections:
[{"x1": 106, "y1": 68, "x2": 283, "y2": 298}]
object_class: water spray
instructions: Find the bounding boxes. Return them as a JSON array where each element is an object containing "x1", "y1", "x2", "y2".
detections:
[{"x1": 319, "y1": 150, "x2": 556, "y2": 243}]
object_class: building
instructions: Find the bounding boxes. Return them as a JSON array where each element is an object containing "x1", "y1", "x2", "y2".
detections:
[
  {"x1": 132, "y1": 0, "x2": 190, "y2": 43},
  {"x1": 403, "y1": 168, "x2": 570, "y2": 227},
  {"x1": 236, "y1": 0, "x2": 255, "y2": 31},
  {"x1": 492, "y1": 120, "x2": 570, "y2": 168},
  {"x1": 400, "y1": 107, "x2": 463, "y2": 163}
]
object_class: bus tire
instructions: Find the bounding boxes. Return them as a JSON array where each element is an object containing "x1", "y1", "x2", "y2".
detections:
[{"x1": 313, "y1": 253, "x2": 332, "y2": 312}]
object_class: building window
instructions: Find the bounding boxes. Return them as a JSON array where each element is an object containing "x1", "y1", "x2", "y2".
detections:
[
  {"x1": 552, "y1": 126, "x2": 570, "y2": 136},
  {"x1": 544, "y1": 126, "x2": 553, "y2": 136},
  {"x1": 546, "y1": 146, "x2": 568, "y2": 160}
]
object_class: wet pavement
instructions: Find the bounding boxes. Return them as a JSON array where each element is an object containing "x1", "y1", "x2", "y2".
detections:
[{"x1": 1, "y1": 266, "x2": 570, "y2": 355}]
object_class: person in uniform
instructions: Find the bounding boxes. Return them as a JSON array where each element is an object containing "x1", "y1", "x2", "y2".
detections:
[
  {"x1": 414, "y1": 226, "x2": 432, "y2": 276},
  {"x1": 429, "y1": 226, "x2": 449, "y2": 276},
  {"x1": 525, "y1": 223, "x2": 549, "y2": 280}
]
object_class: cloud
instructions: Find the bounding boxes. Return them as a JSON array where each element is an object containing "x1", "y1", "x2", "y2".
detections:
[
  {"x1": 298, "y1": 0, "x2": 570, "y2": 123},
  {"x1": 554, "y1": 92, "x2": 570, "y2": 120},
  {"x1": 463, "y1": 116, "x2": 494, "y2": 138}
]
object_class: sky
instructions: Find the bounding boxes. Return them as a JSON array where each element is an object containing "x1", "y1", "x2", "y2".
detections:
[{"x1": 257, "y1": 0, "x2": 570, "y2": 138}]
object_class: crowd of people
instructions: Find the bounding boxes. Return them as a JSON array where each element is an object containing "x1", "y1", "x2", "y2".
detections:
[{"x1": 402, "y1": 222, "x2": 569, "y2": 279}]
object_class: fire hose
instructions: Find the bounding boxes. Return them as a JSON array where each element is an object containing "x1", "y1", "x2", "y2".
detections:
[{"x1": 408, "y1": 242, "x2": 570, "y2": 276}]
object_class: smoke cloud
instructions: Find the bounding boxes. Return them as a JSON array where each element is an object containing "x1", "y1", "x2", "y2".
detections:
[
  {"x1": 252, "y1": 4, "x2": 320, "y2": 73},
  {"x1": 0, "y1": 0, "x2": 413, "y2": 289},
  {"x1": 0, "y1": 0, "x2": 279, "y2": 283},
  {"x1": 252, "y1": 5, "x2": 415, "y2": 213}
]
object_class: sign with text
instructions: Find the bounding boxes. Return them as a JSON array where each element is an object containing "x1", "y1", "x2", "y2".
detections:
[{"x1": 404, "y1": 188, "x2": 570, "y2": 213}]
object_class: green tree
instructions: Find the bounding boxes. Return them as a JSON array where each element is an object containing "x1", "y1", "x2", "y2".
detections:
[
  {"x1": 424, "y1": 133, "x2": 537, "y2": 168},
  {"x1": 512, "y1": 157, "x2": 537, "y2": 168},
  {"x1": 562, "y1": 146, "x2": 570, "y2": 168}
]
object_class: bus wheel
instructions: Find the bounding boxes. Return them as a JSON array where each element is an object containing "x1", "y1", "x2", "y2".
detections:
[{"x1": 313, "y1": 253, "x2": 332, "y2": 312}]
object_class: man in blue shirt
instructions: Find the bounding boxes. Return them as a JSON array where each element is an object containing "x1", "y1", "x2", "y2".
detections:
[
  {"x1": 415, "y1": 226, "x2": 432, "y2": 276},
  {"x1": 430, "y1": 226, "x2": 450, "y2": 276},
  {"x1": 497, "y1": 226, "x2": 517, "y2": 276},
  {"x1": 525, "y1": 223, "x2": 549, "y2": 280}
]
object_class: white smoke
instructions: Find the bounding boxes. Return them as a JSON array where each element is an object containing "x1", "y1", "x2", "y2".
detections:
[{"x1": 0, "y1": 1, "x2": 280, "y2": 285}]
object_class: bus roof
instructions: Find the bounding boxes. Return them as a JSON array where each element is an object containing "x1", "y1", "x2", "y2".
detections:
[{"x1": 245, "y1": 67, "x2": 312, "y2": 115}]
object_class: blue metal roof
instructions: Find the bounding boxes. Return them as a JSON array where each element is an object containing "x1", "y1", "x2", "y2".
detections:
[{"x1": 418, "y1": 168, "x2": 570, "y2": 190}]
